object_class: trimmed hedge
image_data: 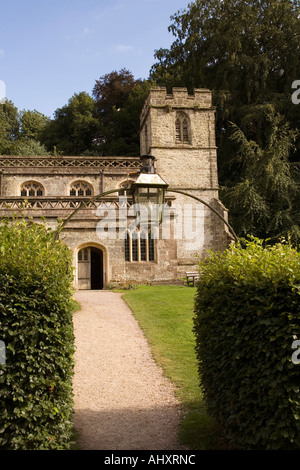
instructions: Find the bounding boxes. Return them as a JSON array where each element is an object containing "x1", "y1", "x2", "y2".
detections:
[
  {"x1": 193, "y1": 238, "x2": 300, "y2": 450},
  {"x1": 0, "y1": 218, "x2": 75, "y2": 450}
]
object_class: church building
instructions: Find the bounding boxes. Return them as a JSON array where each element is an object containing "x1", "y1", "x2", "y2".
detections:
[{"x1": 0, "y1": 87, "x2": 232, "y2": 289}]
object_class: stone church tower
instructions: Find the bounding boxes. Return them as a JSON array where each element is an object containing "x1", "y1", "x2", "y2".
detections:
[
  {"x1": 140, "y1": 87, "x2": 230, "y2": 270},
  {"x1": 0, "y1": 87, "x2": 231, "y2": 289}
]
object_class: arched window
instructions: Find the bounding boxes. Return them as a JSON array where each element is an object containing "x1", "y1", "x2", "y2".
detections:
[
  {"x1": 175, "y1": 114, "x2": 190, "y2": 144},
  {"x1": 20, "y1": 181, "x2": 44, "y2": 197},
  {"x1": 70, "y1": 181, "x2": 93, "y2": 197}
]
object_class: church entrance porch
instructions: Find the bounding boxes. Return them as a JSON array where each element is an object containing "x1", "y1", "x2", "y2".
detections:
[{"x1": 77, "y1": 247, "x2": 104, "y2": 290}]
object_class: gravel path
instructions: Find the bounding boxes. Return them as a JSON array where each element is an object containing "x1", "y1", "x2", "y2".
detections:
[{"x1": 72, "y1": 290, "x2": 184, "y2": 450}]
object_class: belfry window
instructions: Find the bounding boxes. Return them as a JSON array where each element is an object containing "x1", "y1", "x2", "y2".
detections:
[
  {"x1": 20, "y1": 181, "x2": 44, "y2": 197},
  {"x1": 125, "y1": 230, "x2": 155, "y2": 262},
  {"x1": 175, "y1": 114, "x2": 190, "y2": 144},
  {"x1": 70, "y1": 181, "x2": 93, "y2": 197}
]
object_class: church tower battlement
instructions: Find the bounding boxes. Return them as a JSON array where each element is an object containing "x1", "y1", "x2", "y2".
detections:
[
  {"x1": 140, "y1": 87, "x2": 213, "y2": 123},
  {"x1": 140, "y1": 87, "x2": 218, "y2": 191}
]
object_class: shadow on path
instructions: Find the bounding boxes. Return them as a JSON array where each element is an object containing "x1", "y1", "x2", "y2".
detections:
[{"x1": 74, "y1": 404, "x2": 183, "y2": 450}]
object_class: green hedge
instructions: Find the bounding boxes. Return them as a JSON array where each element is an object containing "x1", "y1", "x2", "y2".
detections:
[
  {"x1": 193, "y1": 238, "x2": 300, "y2": 450},
  {"x1": 0, "y1": 218, "x2": 75, "y2": 450}
]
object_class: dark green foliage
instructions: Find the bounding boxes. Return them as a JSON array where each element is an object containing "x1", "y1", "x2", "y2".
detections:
[
  {"x1": 0, "y1": 100, "x2": 20, "y2": 155},
  {"x1": 0, "y1": 101, "x2": 51, "y2": 156},
  {"x1": 100, "y1": 80, "x2": 153, "y2": 156},
  {"x1": 220, "y1": 111, "x2": 299, "y2": 241},
  {"x1": 38, "y1": 71, "x2": 152, "y2": 156},
  {"x1": 0, "y1": 218, "x2": 75, "y2": 450},
  {"x1": 193, "y1": 238, "x2": 300, "y2": 449},
  {"x1": 151, "y1": 0, "x2": 300, "y2": 241},
  {"x1": 40, "y1": 92, "x2": 100, "y2": 156},
  {"x1": 92, "y1": 70, "x2": 152, "y2": 156}
]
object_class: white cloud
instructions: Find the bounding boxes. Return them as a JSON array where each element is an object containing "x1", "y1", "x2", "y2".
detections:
[
  {"x1": 0, "y1": 49, "x2": 4, "y2": 58},
  {"x1": 111, "y1": 44, "x2": 142, "y2": 55},
  {"x1": 79, "y1": 27, "x2": 92, "y2": 37},
  {"x1": 92, "y1": 2, "x2": 125, "y2": 20},
  {"x1": 64, "y1": 27, "x2": 92, "y2": 41}
]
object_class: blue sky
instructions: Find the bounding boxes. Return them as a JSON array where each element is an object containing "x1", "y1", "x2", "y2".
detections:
[{"x1": 0, "y1": 0, "x2": 191, "y2": 118}]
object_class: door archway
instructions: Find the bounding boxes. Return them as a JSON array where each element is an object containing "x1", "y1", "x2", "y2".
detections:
[{"x1": 77, "y1": 246, "x2": 104, "y2": 290}]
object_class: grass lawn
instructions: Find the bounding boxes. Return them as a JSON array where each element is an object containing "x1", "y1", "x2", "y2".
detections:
[{"x1": 119, "y1": 284, "x2": 226, "y2": 450}]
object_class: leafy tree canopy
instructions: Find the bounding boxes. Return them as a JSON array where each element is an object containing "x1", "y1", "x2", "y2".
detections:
[
  {"x1": 151, "y1": 0, "x2": 300, "y2": 108},
  {"x1": 19, "y1": 109, "x2": 50, "y2": 141},
  {"x1": 0, "y1": 100, "x2": 20, "y2": 154},
  {"x1": 93, "y1": 68, "x2": 141, "y2": 118},
  {"x1": 40, "y1": 91, "x2": 100, "y2": 155},
  {"x1": 92, "y1": 68, "x2": 151, "y2": 155},
  {"x1": 0, "y1": 101, "x2": 50, "y2": 155},
  {"x1": 150, "y1": 0, "x2": 300, "y2": 242},
  {"x1": 14, "y1": 139, "x2": 51, "y2": 156}
]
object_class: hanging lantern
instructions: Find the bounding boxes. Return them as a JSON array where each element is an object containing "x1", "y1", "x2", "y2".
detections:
[{"x1": 131, "y1": 156, "x2": 168, "y2": 225}]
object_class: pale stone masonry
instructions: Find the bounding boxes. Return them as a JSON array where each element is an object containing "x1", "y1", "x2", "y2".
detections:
[{"x1": 0, "y1": 87, "x2": 232, "y2": 289}]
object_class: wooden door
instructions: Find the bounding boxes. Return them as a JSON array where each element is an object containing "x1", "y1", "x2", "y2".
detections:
[
  {"x1": 78, "y1": 247, "x2": 104, "y2": 290},
  {"x1": 78, "y1": 248, "x2": 91, "y2": 290}
]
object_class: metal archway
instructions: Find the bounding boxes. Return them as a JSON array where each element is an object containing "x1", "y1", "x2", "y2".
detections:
[{"x1": 54, "y1": 187, "x2": 238, "y2": 243}]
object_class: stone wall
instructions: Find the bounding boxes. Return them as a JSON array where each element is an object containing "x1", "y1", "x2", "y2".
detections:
[
  {"x1": 140, "y1": 87, "x2": 228, "y2": 264},
  {"x1": 0, "y1": 87, "x2": 231, "y2": 288}
]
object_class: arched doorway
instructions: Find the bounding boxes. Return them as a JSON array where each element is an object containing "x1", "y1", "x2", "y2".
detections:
[{"x1": 77, "y1": 247, "x2": 104, "y2": 290}]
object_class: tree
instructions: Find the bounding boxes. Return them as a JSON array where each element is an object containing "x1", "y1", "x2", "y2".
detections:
[
  {"x1": 151, "y1": 0, "x2": 300, "y2": 107},
  {"x1": 0, "y1": 101, "x2": 52, "y2": 155},
  {"x1": 150, "y1": 0, "x2": 300, "y2": 241},
  {"x1": 92, "y1": 68, "x2": 146, "y2": 155},
  {"x1": 110, "y1": 80, "x2": 153, "y2": 155},
  {"x1": 19, "y1": 109, "x2": 50, "y2": 141},
  {"x1": 0, "y1": 100, "x2": 19, "y2": 154},
  {"x1": 100, "y1": 79, "x2": 153, "y2": 156},
  {"x1": 14, "y1": 139, "x2": 51, "y2": 156},
  {"x1": 221, "y1": 107, "x2": 299, "y2": 241},
  {"x1": 93, "y1": 68, "x2": 141, "y2": 119},
  {"x1": 40, "y1": 92, "x2": 100, "y2": 155}
]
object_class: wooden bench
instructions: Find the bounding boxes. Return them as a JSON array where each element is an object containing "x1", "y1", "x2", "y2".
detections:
[{"x1": 186, "y1": 271, "x2": 200, "y2": 287}]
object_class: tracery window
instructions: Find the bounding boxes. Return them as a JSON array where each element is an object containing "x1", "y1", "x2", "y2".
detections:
[
  {"x1": 20, "y1": 181, "x2": 44, "y2": 197},
  {"x1": 125, "y1": 230, "x2": 155, "y2": 263},
  {"x1": 70, "y1": 181, "x2": 93, "y2": 197},
  {"x1": 175, "y1": 114, "x2": 190, "y2": 144}
]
